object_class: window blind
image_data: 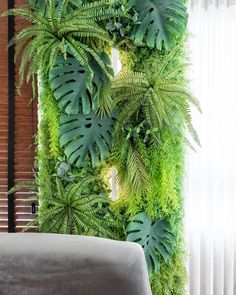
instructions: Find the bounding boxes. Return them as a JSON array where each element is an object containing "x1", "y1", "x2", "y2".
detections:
[
  {"x1": 0, "y1": 0, "x2": 38, "y2": 233},
  {"x1": 0, "y1": 0, "x2": 9, "y2": 233}
]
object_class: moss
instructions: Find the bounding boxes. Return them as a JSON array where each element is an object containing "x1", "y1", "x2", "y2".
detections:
[
  {"x1": 39, "y1": 80, "x2": 62, "y2": 159},
  {"x1": 151, "y1": 252, "x2": 188, "y2": 295}
]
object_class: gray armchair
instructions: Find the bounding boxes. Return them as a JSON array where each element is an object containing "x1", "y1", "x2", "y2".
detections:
[{"x1": 0, "y1": 234, "x2": 152, "y2": 295}]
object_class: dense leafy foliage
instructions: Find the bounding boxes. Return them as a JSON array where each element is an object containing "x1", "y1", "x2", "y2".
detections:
[
  {"x1": 29, "y1": 0, "x2": 83, "y2": 14},
  {"x1": 3, "y1": 0, "x2": 195, "y2": 293},
  {"x1": 126, "y1": 212, "x2": 175, "y2": 276},
  {"x1": 3, "y1": 0, "x2": 116, "y2": 87}
]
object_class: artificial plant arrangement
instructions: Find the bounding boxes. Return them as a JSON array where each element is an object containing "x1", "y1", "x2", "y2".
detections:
[{"x1": 3, "y1": 0, "x2": 199, "y2": 293}]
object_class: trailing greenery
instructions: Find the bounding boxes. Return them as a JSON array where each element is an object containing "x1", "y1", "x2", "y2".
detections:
[{"x1": 3, "y1": 0, "x2": 196, "y2": 293}]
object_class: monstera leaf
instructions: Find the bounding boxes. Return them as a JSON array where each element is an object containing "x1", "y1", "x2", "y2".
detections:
[
  {"x1": 126, "y1": 212, "x2": 175, "y2": 276},
  {"x1": 59, "y1": 111, "x2": 114, "y2": 168},
  {"x1": 127, "y1": 0, "x2": 188, "y2": 50},
  {"x1": 49, "y1": 52, "x2": 114, "y2": 115},
  {"x1": 49, "y1": 55, "x2": 92, "y2": 115}
]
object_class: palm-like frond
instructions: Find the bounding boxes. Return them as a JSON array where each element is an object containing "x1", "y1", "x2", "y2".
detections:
[
  {"x1": 113, "y1": 135, "x2": 152, "y2": 197},
  {"x1": 39, "y1": 177, "x2": 117, "y2": 238},
  {"x1": 94, "y1": 81, "x2": 114, "y2": 117},
  {"x1": 2, "y1": 0, "x2": 117, "y2": 87},
  {"x1": 111, "y1": 53, "x2": 200, "y2": 145},
  {"x1": 8, "y1": 181, "x2": 38, "y2": 195}
]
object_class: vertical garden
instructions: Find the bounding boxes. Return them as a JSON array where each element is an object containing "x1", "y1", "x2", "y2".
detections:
[{"x1": 3, "y1": 0, "x2": 200, "y2": 293}]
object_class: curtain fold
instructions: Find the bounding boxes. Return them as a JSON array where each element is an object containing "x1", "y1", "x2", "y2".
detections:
[
  {"x1": 190, "y1": 0, "x2": 236, "y2": 8},
  {"x1": 186, "y1": 4, "x2": 236, "y2": 295}
]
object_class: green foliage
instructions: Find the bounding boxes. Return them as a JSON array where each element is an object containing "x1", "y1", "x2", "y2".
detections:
[
  {"x1": 39, "y1": 177, "x2": 115, "y2": 237},
  {"x1": 126, "y1": 212, "x2": 175, "y2": 276},
  {"x1": 37, "y1": 122, "x2": 55, "y2": 201},
  {"x1": 146, "y1": 125, "x2": 185, "y2": 221},
  {"x1": 49, "y1": 51, "x2": 114, "y2": 115},
  {"x1": 39, "y1": 81, "x2": 61, "y2": 158},
  {"x1": 111, "y1": 49, "x2": 200, "y2": 146},
  {"x1": 111, "y1": 40, "x2": 192, "y2": 292},
  {"x1": 49, "y1": 54, "x2": 94, "y2": 115},
  {"x1": 60, "y1": 111, "x2": 114, "y2": 167},
  {"x1": 29, "y1": 0, "x2": 83, "y2": 14},
  {"x1": 8, "y1": 181, "x2": 37, "y2": 196},
  {"x1": 127, "y1": 0, "x2": 188, "y2": 51},
  {"x1": 5, "y1": 0, "x2": 193, "y2": 292},
  {"x1": 2, "y1": 0, "x2": 116, "y2": 87},
  {"x1": 151, "y1": 252, "x2": 188, "y2": 295},
  {"x1": 106, "y1": 1, "x2": 139, "y2": 47},
  {"x1": 113, "y1": 133, "x2": 151, "y2": 197}
]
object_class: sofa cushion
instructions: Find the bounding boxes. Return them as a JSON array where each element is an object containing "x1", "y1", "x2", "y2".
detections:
[{"x1": 0, "y1": 234, "x2": 152, "y2": 295}]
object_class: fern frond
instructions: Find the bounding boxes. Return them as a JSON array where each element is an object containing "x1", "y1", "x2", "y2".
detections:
[
  {"x1": 1, "y1": 8, "x2": 48, "y2": 25},
  {"x1": 3, "y1": 0, "x2": 116, "y2": 87},
  {"x1": 127, "y1": 150, "x2": 151, "y2": 196},
  {"x1": 72, "y1": 0, "x2": 113, "y2": 18},
  {"x1": 39, "y1": 177, "x2": 114, "y2": 237},
  {"x1": 66, "y1": 37, "x2": 93, "y2": 87},
  {"x1": 78, "y1": 41, "x2": 112, "y2": 79},
  {"x1": 94, "y1": 82, "x2": 114, "y2": 117},
  {"x1": 58, "y1": 22, "x2": 110, "y2": 41},
  {"x1": 56, "y1": 0, "x2": 69, "y2": 23}
]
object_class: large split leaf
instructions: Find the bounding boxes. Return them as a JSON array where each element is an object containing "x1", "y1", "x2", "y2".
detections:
[
  {"x1": 126, "y1": 212, "x2": 175, "y2": 276},
  {"x1": 49, "y1": 55, "x2": 92, "y2": 115},
  {"x1": 59, "y1": 111, "x2": 114, "y2": 167},
  {"x1": 49, "y1": 52, "x2": 114, "y2": 115},
  {"x1": 127, "y1": 0, "x2": 188, "y2": 50}
]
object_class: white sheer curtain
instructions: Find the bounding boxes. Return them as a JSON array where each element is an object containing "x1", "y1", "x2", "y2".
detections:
[{"x1": 185, "y1": 4, "x2": 236, "y2": 295}]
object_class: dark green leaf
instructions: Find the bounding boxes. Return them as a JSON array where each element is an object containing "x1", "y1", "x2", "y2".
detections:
[
  {"x1": 49, "y1": 55, "x2": 93, "y2": 115},
  {"x1": 60, "y1": 111, "x2": 114, "y2": 167},
  {"x1": 49, "y1": 52, "x2": 113, "y2": 115},
  {"x1": 126, "y1": 212, "x2": 175, "y2": 276},
  {"x1": 127, "y1": 0, "x2": 188, "y2": 50}
]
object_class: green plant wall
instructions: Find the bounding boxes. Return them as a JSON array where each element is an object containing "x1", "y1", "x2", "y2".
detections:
[{"x1": 3, "y1": 0, "x2": 199, "y2": 293}]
